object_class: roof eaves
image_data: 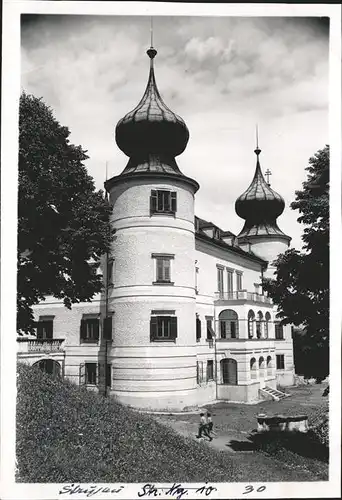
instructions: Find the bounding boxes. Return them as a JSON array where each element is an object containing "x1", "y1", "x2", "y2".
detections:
[{"x1": 195, "y1": 232, "x2": 268, "y2": 266}]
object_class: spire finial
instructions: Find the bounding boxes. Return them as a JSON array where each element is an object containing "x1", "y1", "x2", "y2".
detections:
[
  {"x1": 147, "y1": 17, "x2": 157, "y2": 60},
  {"x1": 254, "y1": 124, "x2": 261, "y2": 156}
]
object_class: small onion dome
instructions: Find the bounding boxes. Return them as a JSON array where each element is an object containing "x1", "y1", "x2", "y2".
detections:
[
  {"x1": 115, "y1": 47, "x2": 189, "y2": 158},
  {"x1": 235, "y1": 147, "x2": 285, "y2": 223}
]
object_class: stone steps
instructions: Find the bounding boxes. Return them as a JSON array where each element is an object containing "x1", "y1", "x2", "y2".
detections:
[{"x1": 260, "y1": 386, "x2": 290, "y2": 401}]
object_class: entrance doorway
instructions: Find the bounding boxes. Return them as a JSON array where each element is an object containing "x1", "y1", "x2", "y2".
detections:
[{"x1": 221, "y1": 358, "x2": 238, "y2": 385}]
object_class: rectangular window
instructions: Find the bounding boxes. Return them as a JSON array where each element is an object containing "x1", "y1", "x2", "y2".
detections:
[
  {"x1": 275, "y1": 322, "x2": 284, "y2": 339},
  {"x1": 197, "y1": 361, "x2": 204, "y2": 384},
  {"x1": 196, "y1": 315, "x2": 201, "y2": 342},
  {"x1": 206, "y1": 318, "x2": 215, "y2": 340},
  {"x1": 227, "y1": 270, "x2": 234, "y2": 294},
  {"x1": 276, "y1": 354, "x2": 285, "y2": 370},
  {"x1": 103, "y1": 316, "x2": 113, "y2": 341},
  {"x1": 36, "y1": 319, "x2": 53, "y2": 339},
  {"x1": 150, "y1": 190, "x2": 177, "y2": 215},
  {"x1": 157, "y1": 257, "x2": 171, "y2": 282},
  {"x1": 207, "y1": 360, "x2": 214, "y2": 381},
  {"x1": 152, "y1": 254, "x2": 174, "y2": 284},
  {"x1": 80, "y1": 318, "x2": 100, "y2": 343},
  {"x1": 236, "y1": 272, "x2": 243, "y2": 291},
  {"x1": 85, "y1": 363, "x2": 97, "y2": 385},
  {"x1": 217, "y1": 266, "x2": 224, "y2": 296},
  {"x1": 150, "y1": 315, "x2": 177, "y2": 342}
]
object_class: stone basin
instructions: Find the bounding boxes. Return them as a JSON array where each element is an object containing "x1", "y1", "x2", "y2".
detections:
[{"x1": 257, "y1": 414, "x2": 309, "y2": 433}]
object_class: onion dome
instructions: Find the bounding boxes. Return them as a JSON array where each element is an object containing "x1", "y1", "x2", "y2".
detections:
[
  {"x1": 235, "y1": 146, "x2": 290, "y2": 241},
  {"x1": 115, "y1": 46, "x2": 190, "y2": 176}
]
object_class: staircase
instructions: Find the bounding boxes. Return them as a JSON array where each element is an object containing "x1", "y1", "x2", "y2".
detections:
[{"x1": 260, "y1": 386, "x2": 290, "y2": 401}]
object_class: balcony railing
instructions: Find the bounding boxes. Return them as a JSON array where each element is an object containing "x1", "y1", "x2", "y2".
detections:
[
  {"x1": 17, "y1": 338, "x2": 65, "y2": 353},
  {"x1": 215, "y1": 290, "x2": 272, "y2": 304}
]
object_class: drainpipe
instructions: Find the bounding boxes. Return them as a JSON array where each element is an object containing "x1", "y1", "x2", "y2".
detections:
[
  {"x1": 104, "y1": 180, "x2": 110, "y2": 398},
  {"x1": 214, "y1": 319, "x2": 218, "y2": 401}
]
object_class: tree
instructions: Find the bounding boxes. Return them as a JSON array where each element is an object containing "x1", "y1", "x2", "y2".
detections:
[
  {"x1": 263, "y1": 146, "x2": 329, "y2": 381},
  {"x1": 18, "y1": 93, "x2": 113, "y2": 333}
]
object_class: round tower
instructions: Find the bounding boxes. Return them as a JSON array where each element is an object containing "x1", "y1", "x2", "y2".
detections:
[
  {"x1": 235, "y1": 143, "x2": 291, "y2": 264},
  {"x1": 105, "y1": 45, "x2": 199, "y2": 411}
]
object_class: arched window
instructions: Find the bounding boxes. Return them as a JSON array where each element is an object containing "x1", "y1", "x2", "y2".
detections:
[
  {"x1": 250, "y1": 357, "x2": 257, "y2": 379},
  {"x1": 264, "y1": 312, "x2": 271, "y2": 339},
  {"x1": 33, "y1": 359, "x2": 61, "y2": 378},
  {"x1": 220, "y1": 358, "x2": 238, "y2": 385},
  {"x1": 259, "y1": 356, "x2": 265, "y2": 377},
  {"x1": 248, "y1": 310, "x2": 255, "y2": 339},
  {"x1": 256, "y1": 311, "x2": 263, "y2": 339},
  {"x1": 266, "y1": 356, "x2": 272, "y2": 376},
  {"x1": 218, "y1": 309, "x2": 239, "y2": 339}
]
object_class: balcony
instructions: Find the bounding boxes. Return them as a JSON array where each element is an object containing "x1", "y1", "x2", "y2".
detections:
[
  {"x1": 17, "y1": 338, "x2": 65, "y2": 353},
  {"x1": 214, "y1": 290, "x2": 273, "y2": 305}
]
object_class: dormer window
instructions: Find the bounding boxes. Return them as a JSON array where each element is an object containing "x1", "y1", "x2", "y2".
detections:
[
  {"x1": 150, "y1": 190, "x2": 177, "y2": 215},
  {"x1": 213, "y1": 228, "x2": 221, "y2": 239}
]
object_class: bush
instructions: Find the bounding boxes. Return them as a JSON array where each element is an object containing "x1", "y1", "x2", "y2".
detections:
[
  {"x1": 16, "y1": 363, "x2": 243, "y2": 483},
  {"x1": 310, "y1": 406, "x2": 329, "y2": 447}
]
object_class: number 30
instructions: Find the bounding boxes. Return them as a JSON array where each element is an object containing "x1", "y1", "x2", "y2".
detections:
[{"x1": 243, "y1": 485, "x2": 266, "y2": 494}]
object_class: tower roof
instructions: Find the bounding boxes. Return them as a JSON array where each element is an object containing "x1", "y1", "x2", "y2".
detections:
[
  {"x1": 235, "y1": 147, "x2": 285, "y2": 222},
  {"x1": 235, "y1": 145, "x2": 290, "y2": 242},
  {"x1": 115, "y1": 46, "x2": 189, "y2": 174}
]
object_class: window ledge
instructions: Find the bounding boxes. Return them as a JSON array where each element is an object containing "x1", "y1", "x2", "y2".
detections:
[
  {"x1": 150, "y1": 212, "x2": 176, "y2": 217},
  {"x1": 152, "y1": 281, "x2": 174, "y2": 286},
  {"x1": 150, "y1": 339, "x2": 176, "y2": 343},
  {"x1": 80, "y1": 341, "x2": 99, "y2": 345}
]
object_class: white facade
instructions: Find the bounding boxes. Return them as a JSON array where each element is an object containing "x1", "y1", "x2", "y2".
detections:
[{"x1": 17, "y1": 179, "x2": 295, "y2": 410}]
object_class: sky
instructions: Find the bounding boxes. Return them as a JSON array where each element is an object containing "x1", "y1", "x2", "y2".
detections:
[{"x1": 21, "y1": 15, "x2": 329, "y2": 250}]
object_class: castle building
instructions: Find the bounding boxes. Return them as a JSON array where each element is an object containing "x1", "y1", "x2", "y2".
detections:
[{"x1": 17, "y1": 44, "x2": 295, "y2": 410}]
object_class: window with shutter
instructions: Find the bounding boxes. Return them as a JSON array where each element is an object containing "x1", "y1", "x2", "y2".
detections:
[
  {"x1": 150, "y1": 315, "x2": 177, "y2": 342},
  {"x1": 207, "y1": 360, "x2": 214, "y2": 381},
  {"x1": 197, "y1": 361, "x2": 204, "y2": 384},
  {"x1": 170, "y1": 316, "x2": 177, "y2": 339},
  {"x1": 150, "y1": 190, "x2": 177, "y2": 215},
  {"x1": 217, "y1": 267, "x2": 224, "y2": 296},
  {"x1": 196, "y1": 316, "x2": 201, "y2": 341},
  {"x1": 150, "y1": 190, "x2": 158, "y2": 213},
  {"x1": 79, "y1": 363, "x2": 86, "y2": 386},
  {"x1": 150, "y1": 316, "x2": 158, "y2": 341},
  {"x1": 236, "y1": 272, "x2": 243, "y2": 291},
  {"x1": 171, "y1": 192, "x2": 177, "y2": 213}
]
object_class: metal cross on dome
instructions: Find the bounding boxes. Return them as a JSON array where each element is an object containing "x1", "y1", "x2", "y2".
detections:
[{"x1": 265, "y1": 169, "x2": 272, "y2": 185}]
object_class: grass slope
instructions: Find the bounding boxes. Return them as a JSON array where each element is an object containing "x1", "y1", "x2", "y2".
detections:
[{"x1": 16, "y1": 363, "x2": 243, "y2": 483}]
